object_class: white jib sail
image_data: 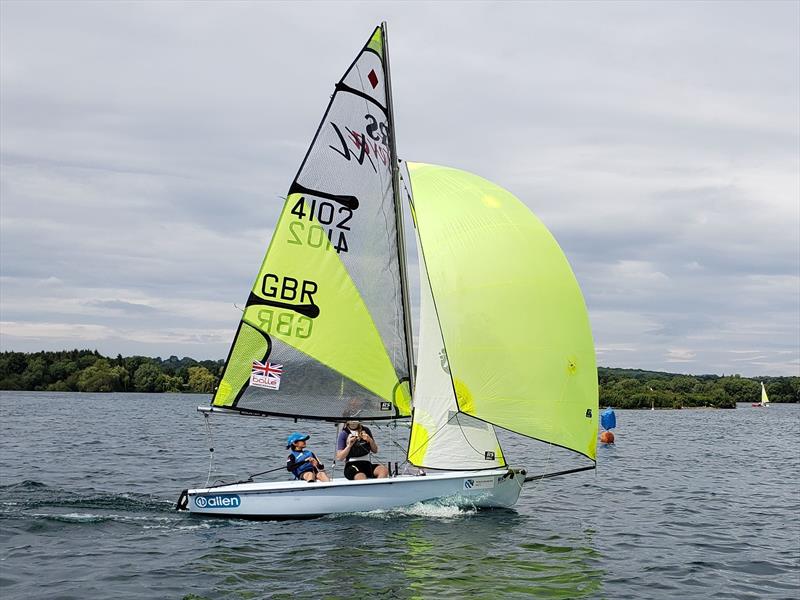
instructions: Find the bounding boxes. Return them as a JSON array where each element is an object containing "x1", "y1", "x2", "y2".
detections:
[{"x1": 406, "y1": 222, "x2": 506, "y2": 470}]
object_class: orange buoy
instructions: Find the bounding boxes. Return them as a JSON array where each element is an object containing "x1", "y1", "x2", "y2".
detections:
[{"x1": 600, "y1": 430, "x2": 615, "y2": 444}]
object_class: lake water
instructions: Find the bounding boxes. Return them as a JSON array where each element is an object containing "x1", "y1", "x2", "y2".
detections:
[{"x1": 1, "y1": 392, "x2": 798, "y2": 599}]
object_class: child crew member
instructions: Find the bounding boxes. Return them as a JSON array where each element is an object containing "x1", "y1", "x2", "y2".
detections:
[{"x1": 286, "y1": 432, "x2": 330, "y2": 482}]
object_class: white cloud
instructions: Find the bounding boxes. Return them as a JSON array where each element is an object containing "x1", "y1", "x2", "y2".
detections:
[
  {"x1": 666, "y1": 348, "x2": 697, "y2": 362},
  {"x1": 0, "y1": 322, "x2": 112, "y2": 341},
  {"x1": 1, "y1": 1, "x2": 798, "y2": 376}
]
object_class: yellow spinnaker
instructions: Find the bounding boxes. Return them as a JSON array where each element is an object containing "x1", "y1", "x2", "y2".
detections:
[{"x1": 408, "y1": 163, "x2": 598, "y2": 460}]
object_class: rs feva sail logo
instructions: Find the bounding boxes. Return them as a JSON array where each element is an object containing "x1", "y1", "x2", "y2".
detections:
[{"x1": 194, "y1": 494, "x2": 241, "y2": 509}]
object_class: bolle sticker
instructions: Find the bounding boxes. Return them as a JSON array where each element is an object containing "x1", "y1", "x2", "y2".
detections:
[
  {"x1": 463, "y1": 478, "x2": 495, "y2": 490},
  {"x1": 251, "y1": 361, "x2": 283, "y2": 390},
  {"x1": 194, "y1": 493, "x2": 241, "y2": 509}
]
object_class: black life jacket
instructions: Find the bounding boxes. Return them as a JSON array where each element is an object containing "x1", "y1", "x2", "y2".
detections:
[{"x1": 346, "y1": 428, "x2": 372, "y2": 459}]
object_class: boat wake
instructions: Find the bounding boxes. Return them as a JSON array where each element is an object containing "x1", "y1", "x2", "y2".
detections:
[
  {"x1": 0, "y1": 480, "x2": 170, "y2": 511},
  {"x1": 335, "y1": 500, "x2": 478, "y2": 521},
  {"x1": 0, "y1": 480, "x2": 207, "y2": 529}
]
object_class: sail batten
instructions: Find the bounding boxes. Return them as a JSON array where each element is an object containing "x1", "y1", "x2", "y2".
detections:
[{"x1": 212, "y1": 26, "x2": 411, "y2": 421}]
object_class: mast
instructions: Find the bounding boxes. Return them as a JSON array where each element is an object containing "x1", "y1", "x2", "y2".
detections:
[{"x1": 382, "y1": 21, "x2": 416, "y2": 393}]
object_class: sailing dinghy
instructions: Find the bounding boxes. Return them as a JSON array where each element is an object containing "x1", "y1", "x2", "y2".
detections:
[
  {"x1": 181, "y1": 23, "x2": 598, "y2": 519},
  {"x1": 752, "y1": 382, "x2": 770, "y2": 407}
]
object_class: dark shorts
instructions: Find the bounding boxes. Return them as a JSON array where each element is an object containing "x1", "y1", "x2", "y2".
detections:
[{"x1": 344, "y1": 461, "x2": 379, "y2": 480}]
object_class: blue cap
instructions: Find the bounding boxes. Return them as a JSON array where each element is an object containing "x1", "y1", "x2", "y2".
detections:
[{"x1": 286, "y1": 432, "x2": 310, "y2": 448}]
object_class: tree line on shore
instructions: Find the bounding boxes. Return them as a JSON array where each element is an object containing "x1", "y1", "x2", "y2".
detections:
[
  {"x1": 0, "y1": 350, "x2": 223, "y2": 394},
  {"x1": 599, "y1": 367, "x2": 798, "y2": 408},
  {"x1": 0, "y1": 350, "x2": 797, "y2": 407}
]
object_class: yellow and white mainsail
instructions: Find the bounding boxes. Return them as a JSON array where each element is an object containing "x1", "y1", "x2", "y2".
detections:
[
  {"x1": 761, "y1": 382, "x2": 770, "y2": 406},
  {"x1": 212, "y1": 26, "x2": 412, "y2": 420},
  {"x1": 405, "y1": 163, "x2": 598, "y2": 464}
]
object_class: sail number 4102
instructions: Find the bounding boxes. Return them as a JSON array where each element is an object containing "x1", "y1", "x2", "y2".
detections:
[{"x1": 288, "y1": 196, "x2": 350, "y2": 254}]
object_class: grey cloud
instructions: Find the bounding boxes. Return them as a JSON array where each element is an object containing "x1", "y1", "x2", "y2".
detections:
[
  {"x1": 1, "y1": 1, "x2": 797, "y2": 376},
  {"x1": 85, "y1": 299, "x2": 159, "y2": 314}
]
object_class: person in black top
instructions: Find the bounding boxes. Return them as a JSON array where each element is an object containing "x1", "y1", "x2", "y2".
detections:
[{"x1": 335, "y1": 420, "x2": 389, "y2": 480}]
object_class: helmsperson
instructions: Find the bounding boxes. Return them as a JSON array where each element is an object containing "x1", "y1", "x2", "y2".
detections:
[{"x1": 336, "y1": 420, "x2": 388, "y2": 480}]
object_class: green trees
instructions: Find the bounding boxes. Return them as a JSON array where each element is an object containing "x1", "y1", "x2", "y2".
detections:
[
  {"x1": 597, "y1": 368, "x2": 799, "y2": 409},
  {"x1": 0, "y1": 350, "x2": 796, "y2": 404},
  {"x1": 187, "y1": 366, "x2": 217, "y2": 393},
  {"x1": 720, "y1": 376, "x2": 760, "y2": 404},
  {"x1": 762, "y1": 376, "x2": 800, "y2": 403},
  {"x1": 76, "y1": 360, "x2": 129, "y2": 392},
  {"x1": 131, "y1": 361, "x2": 185, "y2": 392},
  {"x1": 0, "y1": 350, "x2": 222, "y2": 393},
  {"x1": 132, "y1": 363, "x2": 164, "y2": 392}
]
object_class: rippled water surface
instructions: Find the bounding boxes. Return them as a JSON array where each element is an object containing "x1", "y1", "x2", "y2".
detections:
[{"x1": 1, "y1": 392, "x2": 798, "y2": 599}]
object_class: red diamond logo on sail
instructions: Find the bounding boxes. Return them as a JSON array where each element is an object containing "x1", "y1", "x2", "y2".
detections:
[{"x1": 368, "y1": 69, "x2": 379, "y2": 89}]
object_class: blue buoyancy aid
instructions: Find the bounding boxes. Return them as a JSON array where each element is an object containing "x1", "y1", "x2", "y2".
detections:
[{"x1": 287, "y1": 449, "x2": 316, "y2": 478}]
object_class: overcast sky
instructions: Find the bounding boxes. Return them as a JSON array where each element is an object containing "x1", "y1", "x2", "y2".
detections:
[{"x1": 1, "y1": 1, "x2": 798, "y2": 377}]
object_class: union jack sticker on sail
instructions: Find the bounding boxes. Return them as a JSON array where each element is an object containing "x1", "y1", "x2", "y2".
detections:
[{"x1": 250, "y1": 360, "x2": 283, "y2": 391}]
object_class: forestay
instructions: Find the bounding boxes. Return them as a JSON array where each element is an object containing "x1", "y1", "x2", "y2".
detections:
[
  {"x1": 212, "y1": 27, "x2": 412, "y2": 421},
  {"x1": 406, "y1": 163, "x2": 598, "y2": 461}
]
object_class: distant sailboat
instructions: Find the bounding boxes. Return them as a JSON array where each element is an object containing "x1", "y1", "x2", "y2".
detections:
[{"x1": 752, "y1": 382, "x2": 770, "y2": 408}]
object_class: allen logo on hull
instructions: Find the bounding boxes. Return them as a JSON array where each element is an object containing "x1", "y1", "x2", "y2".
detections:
[{"x1": 194, "y1": 494, "x2": 242, "y2": 509}]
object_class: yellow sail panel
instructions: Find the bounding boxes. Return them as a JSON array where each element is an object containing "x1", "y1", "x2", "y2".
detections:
[
  {"x1": 408, "y1": 163, "x2": 598, "y2": 460},
  {"x1": 213, "y1": 194, "x2": 409, "y2": 416},
  {"x1": 366, "y1": 27, "x2": 383, "y2": 58},
  {"x1": 245, "y1": 194, "x2": 404, "y2": 405},
  {"x1": 213, "y1": 322, "x2": 269, "y2": 407}
]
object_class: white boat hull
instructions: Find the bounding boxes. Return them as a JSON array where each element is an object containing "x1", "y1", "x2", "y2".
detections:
[{"x1": 184, "y1": 468, "x2": 525, "y2": 519}]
